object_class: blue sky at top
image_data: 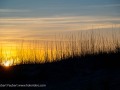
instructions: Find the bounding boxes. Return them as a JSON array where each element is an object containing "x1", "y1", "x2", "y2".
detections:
[{"x1": 0, "y1": 0, "x2": 120, "y2": 17}]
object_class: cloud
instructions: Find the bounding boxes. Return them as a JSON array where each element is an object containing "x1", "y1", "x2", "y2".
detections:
[
  {"x1": 0, "y1": 16, "x2": 120, "y2": 40},
  {"x1": 0, "y1": 16, "x2": 120, "y2": 25},
  {"x1": 34, "y1": 4, "x2": 120, "y2": 10},
  {"x1": 84, "y1": 4, "x2": 120, "y2": 8},
  {"x1": 0, "y1": 9, "x2": 30, "y2": 13}
]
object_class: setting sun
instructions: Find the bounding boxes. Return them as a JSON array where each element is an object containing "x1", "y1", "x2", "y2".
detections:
[{"x1": 3, "y1": 61, "x2": 11, "y2": 67}]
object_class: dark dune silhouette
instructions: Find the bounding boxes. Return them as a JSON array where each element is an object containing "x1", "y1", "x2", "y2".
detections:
[{"x1": 0, "y1": 50, "x2": 120, "y2": 90}]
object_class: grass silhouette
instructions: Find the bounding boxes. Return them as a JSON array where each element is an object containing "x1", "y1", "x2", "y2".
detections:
[{"x1": 0, "y1": 29, "x2": 120, "y2": 65}]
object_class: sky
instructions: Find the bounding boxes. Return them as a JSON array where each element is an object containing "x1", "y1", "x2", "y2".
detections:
[{"x1": 0, "y1": 0, "x2": 120, "y2": 40}]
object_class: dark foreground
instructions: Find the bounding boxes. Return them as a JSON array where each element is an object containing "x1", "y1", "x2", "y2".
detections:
[{"x1": 0, "y1": 52, "x2": 120, "y2": 90}]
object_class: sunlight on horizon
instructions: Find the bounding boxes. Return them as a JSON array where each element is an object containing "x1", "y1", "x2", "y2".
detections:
[
  {"x1": 2, "y1": 61, "x2": 11, "y2": 67},
  {"x1": 0, "y1": 28, "x2": 120, "y2": 66}
]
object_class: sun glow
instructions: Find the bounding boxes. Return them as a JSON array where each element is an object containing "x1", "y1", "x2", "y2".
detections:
[
  {"x1": 0, "y1": 42, "x2": 19, "y2": 66},
  {"x1": 3, "y1": 61, "x2": 11, "y2": 67}
]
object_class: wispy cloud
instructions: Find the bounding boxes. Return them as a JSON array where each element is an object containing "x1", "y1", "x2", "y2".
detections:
[
  {"x1": 0, "y1": 16, "x2": 120, "y2": 40},
  {"x1": 0, "y1": 9, "x2": 30, "y2": 13},
  {"x1": 84, "y1": 4, "x2": 120, "y2": 8},
  {"x1": 34, "y1": 4, "x2": 120, "y2": 10},
  {"x1": 0, "y1": 16, "x2": 120, "y2": 24}
]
